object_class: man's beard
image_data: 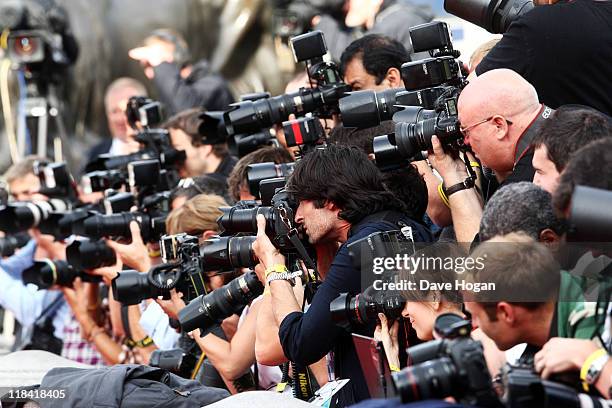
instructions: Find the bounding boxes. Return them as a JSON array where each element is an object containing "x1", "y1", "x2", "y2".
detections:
[{"x1": 304, "y1": 215, "x2": 335, "y2": 244}]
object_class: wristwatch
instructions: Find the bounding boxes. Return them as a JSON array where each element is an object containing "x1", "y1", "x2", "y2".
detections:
[{"x1": 443, "y1": 178, "x2": 474, "y2": 198}]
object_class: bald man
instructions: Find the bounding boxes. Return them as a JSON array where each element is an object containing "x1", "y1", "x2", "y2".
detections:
[
  {"x1": 458, "y1": 68, "x2": 553, "y2": 185},
  {"x1": 428, "y1": 69, "x2": 554, "y2": 242}
]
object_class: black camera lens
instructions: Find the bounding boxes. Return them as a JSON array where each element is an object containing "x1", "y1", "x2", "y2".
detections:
[
  {"x1": 339, "y1": 88, "x2": 403, "y2": 128},
  {"x1": 200, "y1": 236, "x2": 258, "y2": 272},
  {"x1": 217, "y1": 206, "x2": 274, "y2": 235},
  {"x1": 330, "y1": 292, "x2": 404, "y2": 330},
  {"x1": 83, "y1": 212, "x2": 161, "y2": 242},
  {"x1": 392, "y1": 357, "x2": 456, "y2": 402},
  {"x1": 231, "y1": 131, "x2": 275, "y2": 158},
  {"x1": 179, "y1": 271, "x2": 264, "y2": 332},
  {"x1": 66, "y1": 239, "x2": 117, "y2": 270},
  {"x1": 22, "y1": 259, "x2": 76, "y2": 289},
  {"x1": 111, "y1": 270, "x2": 159, "y2": 305},
  {"x1": 0, "y1": 232, "x2": 30, "y2": 257},
  {"x1": 444, "y1": 0, "x2": 534, "y2": 34},
  {"x1": 0, "y1": 199, "x2": 69, "y2": 234}
]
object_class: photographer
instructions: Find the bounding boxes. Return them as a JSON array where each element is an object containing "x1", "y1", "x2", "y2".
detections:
[
  {"x1": 465, "y1": 233, "x2": 602, "y2": 359},
  {"x1": 162, "y1": 108, "x2": 237, "y2": 179},
  {"x1": 339, "y1": 34, "x2": 407, "y2": 92},
  {"x1": 430, "y1": 69, "x2": 552, "y2": 242},
  {"x1": 532, "y1": 106, "x2": 612, "y2": 193},
  {"x1": 0, "y1": 157, "x2": 69, "y2": 355},
  {"x1": 473, "y1": 0, "x2": 612, "y2": 115},
  {"x1": 252, "y1": 145, "x2": 433, "y2": 403},
  {"x1": 128, "y1": 29, "x2": 234, "y2": 115},
  {"x1": 86, "y1": 78, "x2": 147, "y2": 163}
]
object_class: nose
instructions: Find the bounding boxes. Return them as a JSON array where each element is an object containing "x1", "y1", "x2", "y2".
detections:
[{"x1": 294, "y1": 205, "x2": 304, "y2": 225}]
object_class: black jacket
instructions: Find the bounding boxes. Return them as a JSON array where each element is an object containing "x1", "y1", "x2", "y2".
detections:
[
  {"x1": 476, "y1": 0, "x2": 612, "y2": 115},
  {"x1": 278, "y1": 211, "x2": 433, "y2": 404},
  {"x1": 153, "y1": 60, "x2": 234, "y2": 116}
]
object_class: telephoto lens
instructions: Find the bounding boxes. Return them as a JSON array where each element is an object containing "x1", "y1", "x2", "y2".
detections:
[
  {"x1": 66, "y1": 239, "x2": 117, "y2": 270},
  {"x1": 0, "y1": 199, "x2": 69, "y2": 234},
  {"x1": 179, "y1": 271, "x2": 264, "y2": 333},
  {"x1": 200, "y1": 236, "x2": 258, "y2": 272},
  {"x1": 83, "y1": 212, "x2": 166, "y2": 242},
  {"x1": 111, "y1": 270, "x2": 160, "y2": 305},
  {"x1": 339, "y1": 88, "x2": 404, "y2": 128},
  {"x1": 246, "y1": 162, "x2": 295, "y2": 198},
  {"x1": 329, "y1": 290, "x2": 405, "y2": 330},
  {"x1": 22, "y1": 259, "x2": 101, "y2": 289},
  {"x1": 217, "y1": 206, "x2": 274, "y2": 235},
  {"x1": 0, "y1": 232, "x2": 30, "y2": 257}
]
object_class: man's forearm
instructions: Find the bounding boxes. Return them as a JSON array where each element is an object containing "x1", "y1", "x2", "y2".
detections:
[
  {"x1": 269, "y1": 279, "x2": 301, "y2": 326},
  {"x1": 449, "y1": 188, "x2": 483, "y2": 243},
  {"x1": 255, "y1": 294, "x2": 288, "y2": 365}
]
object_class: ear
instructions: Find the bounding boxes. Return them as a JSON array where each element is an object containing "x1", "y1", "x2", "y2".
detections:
[
  {"x1": 385, "y1": 67, "x2": 403, "y2": 88},
  {"x1": 324, "y1": 200, "x2": 339, "y2": 211},
  {"x1": 202, "y1": 230, "x2": 217, "y2": 240},
  {"x1": 492, "y1": 115, "x2": 509, "y2": 141},
  {"x1": 539, "y1": 228, "x2": 560, "y2": 245},
  {"x1": 497, "y1": 302, "x2": 515, "y2": 325},
  {"x1": 199, "y1": 144, "x2": 213, "y2": 157}
]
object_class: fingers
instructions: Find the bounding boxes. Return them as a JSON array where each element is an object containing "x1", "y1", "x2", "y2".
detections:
[
  {"x1": 431, "y1": 135, "x2": 444, "y2": 157},
  {"x1": 256, "y1": 214, "x2": 267, "y2": 237},
  {"x1": 378, "y1": 313, "x2": 388, "y2": 330},
  {"x1": 129, "y1": 221, "x2": 143, "y2": 244}
]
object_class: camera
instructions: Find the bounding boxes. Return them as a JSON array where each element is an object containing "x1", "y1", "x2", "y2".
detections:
[
  {"x1": 246, "y1": 162, "x2": 295, "y2": 198},
  {"x1": 0, "y1": 198, "x2": 70, "y2": 234},
  {"x1": 0, "y1": 0, "x2": 78, "y2": 82},
  {"x1": 498, "y1": 364, "x2": 612, "y2": 408},
  {"x1": 283, "y1": 116, "x2": 326, "y2": 156},
  {"x1": 200, "y1": 236, "x2": 258, "y2": 272},
  {"x1": 371, "y1": 22, "x2": 468, "y2": 171},
  {"x1": 22, "y1": 259, "x2": 101, "y2": 289},
  {"x1": 330, "y1": 290, "x2": 405, "y2": 330},
  {"x1": 223, "y1": 31, "x2": 350, "y2": 136},
  {"x1": 149, "y1": 348, "x2": 198, "y2": 379},
  {"x1": 126, "y1": 96, "x2": 163, "y2": 129},
  {"x1": 444, "y1": 0, "x2": 534, "y2": 34},
  {"x1": 567, "y1": 185, "x2": 612, "y2": 242},
  {"x1": 178, "y1": 270, "x2": 264, "y2": 333},
  {"x1": 82, "y1": 211, "x2": 166, "y2": 243},
  {"x1": 340, "y1": 86, "x2": 447, "y2": 129},
  {"x1": 392, "y1": 316, "x2": 500, "y2": 407},
  {"x1": 0, "y1": 232, "x2": 30, "y2": 257},
  {"x1": 66, "y1": 238, "x2": 116, "y2": 270},
  {"x1": 112, "y1": 234, "x2": 206, "y2": 305}
]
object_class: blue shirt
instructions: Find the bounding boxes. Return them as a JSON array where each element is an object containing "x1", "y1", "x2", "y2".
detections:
[{"x1": 0, "y1": 240, "x2": 69, "y2": 340}]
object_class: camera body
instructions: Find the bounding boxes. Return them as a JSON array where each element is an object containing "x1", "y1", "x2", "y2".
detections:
[
  {"x1": 392, "y1": 316, "x2": 500, "y2": 407},
  {"x1": 371, "y1": 22, "x2": 467, "y2": 172},
  {"x1": 223, "y1": 31, "x2": 349, "y2": 136}
]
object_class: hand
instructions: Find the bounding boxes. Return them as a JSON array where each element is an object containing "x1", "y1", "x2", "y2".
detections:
[
  {"x1": 128, "y1": 44, "x2": 174, "y2": 79},
  {"x1": 155, "y1": 289, "x2": 186, "y2": 321},
  {"x1": 106, "y1": 221, "x2": 151, "y2": 272},
  {"x1": 428, "y1": 135, "x2": 468, "y2": 186},
  {"x1": 374, "y1": 313, "x2": 400, "y2": 369},
  {"x1": 62, "y1": 278, "x2": 96, "y2": 338},
  {"x1": 87, "y1": 260, "x2": 122, "y2": 287},
  {"x1": 252, "y1": 214, "x2": 285, "y2": 270},
  {"x1": 534, "y1": 338, "x2": 600, "y2": 379}
]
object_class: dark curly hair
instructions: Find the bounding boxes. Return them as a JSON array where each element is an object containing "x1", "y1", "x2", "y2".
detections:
[{"x1": 286, "y1": 144, "x2": 405, "y2": 224}]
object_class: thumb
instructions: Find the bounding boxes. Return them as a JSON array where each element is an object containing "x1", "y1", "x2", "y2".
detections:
[
  {"x1": 129, "y1": 221, "x2": 143, "y2": 244},
  {"x1": 431, "y1": 135, "x2": 444, "y2": 157},
  {"x1": 256, "y1": 214, "x2": 267, "y2": 238},
  {"x1": 378, "y1": 313, "x2": 388, "y2": 330}
]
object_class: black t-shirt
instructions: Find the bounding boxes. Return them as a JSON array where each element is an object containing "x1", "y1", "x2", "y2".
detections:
[{"x1": 476, "y1": 0, "x2": 612, "y2": 116}]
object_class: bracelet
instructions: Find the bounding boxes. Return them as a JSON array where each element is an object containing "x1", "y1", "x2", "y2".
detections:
[
  {"x1": 126, "y1": 335, "x2": 155, "y2": 348},
  {"x1": 437, "y1": 183, "x2": 450, "y2": 208},
  {"x1": 265, "y1": 264, "x2": 288, "y2": 278},
  {"x1": 580, "y1": 349, "x2": 609, "y2": 391},
  {"x1": 266, "y1": 271, "x2": 302, "y2": 286},
  {"x1": 389, "y1": 364, "x2": 401, "y2": 372},
  {"x1": 469, "y1": 161, "x2": 481, "y2": 168}
]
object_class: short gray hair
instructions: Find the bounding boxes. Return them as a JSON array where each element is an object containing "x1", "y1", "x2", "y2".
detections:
[{"x1": 479, "y1": 182, "x2": 565, "y2": 241}]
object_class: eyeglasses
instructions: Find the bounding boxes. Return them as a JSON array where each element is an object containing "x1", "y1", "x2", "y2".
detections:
[{"x1": 459, "y1": 116, "x2": 513, "y2": 136}]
